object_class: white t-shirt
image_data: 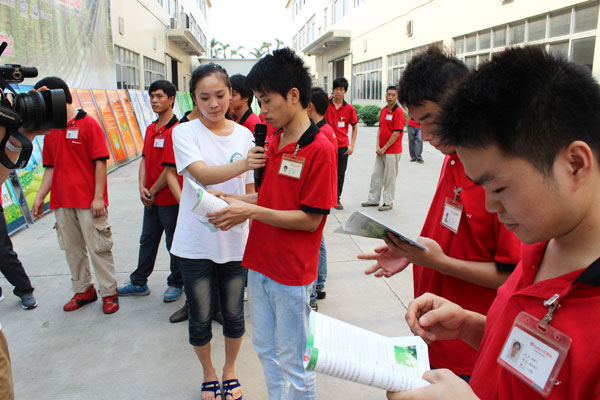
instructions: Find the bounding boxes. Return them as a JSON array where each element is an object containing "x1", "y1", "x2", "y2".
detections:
[{"x1": 170, "y1": 119, "x2": 255, "y2": 262}]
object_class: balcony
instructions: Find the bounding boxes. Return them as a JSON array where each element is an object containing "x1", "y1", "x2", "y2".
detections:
[
  {"x1": 167, "y1": 13, "x2": 206, "y2": 56},
  {"x1": 303, "y1": 29, "x2": 351, "y2": 56}
]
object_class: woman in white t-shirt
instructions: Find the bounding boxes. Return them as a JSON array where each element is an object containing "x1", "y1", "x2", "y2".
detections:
[{"x1": 170, "y1": 64, "x2": 265, "y2": 400}]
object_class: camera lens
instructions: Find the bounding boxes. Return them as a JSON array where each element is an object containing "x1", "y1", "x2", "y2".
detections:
[{"x1": 14, "y1": 89, "x2": 66, "y2": 130}]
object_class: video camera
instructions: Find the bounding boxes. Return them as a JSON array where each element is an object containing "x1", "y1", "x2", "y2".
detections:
[{"x1": 0, "y1": 41, "x2": 66, "y2": 169}]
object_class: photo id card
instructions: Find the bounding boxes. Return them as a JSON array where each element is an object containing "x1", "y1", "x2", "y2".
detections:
[
  {"x1": 279, "y1": 154, "x2": 305, "y2": 179},
  {"x1": 386, "y1": 114, "x2": 393, "y2": 120},
  {"x1": 66, "y1": 128, "x2": 79, "y2": 140},
  {"x1": 441, "y1": 198, "x2": 463, "y2": 233},
  {"x1": 497, "y1": 311, "x2": 572, "y2": 397},
  {"x1": 337, "y1": 120, "x2": 345, "y2": 128},
  {"x1": 154, "y1": 138, "x2": 165, "y2": 148}
]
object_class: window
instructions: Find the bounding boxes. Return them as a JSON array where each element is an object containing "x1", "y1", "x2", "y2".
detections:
[
  {"x1": 307, "y1": 15, "x2": 316, "y2": 45},
  {"x1": 528, "y1": 16, "x2": 547, "y2": 41},
  {"x1": 479, "y1": 31, "x2": 491, "y2": 50},
  {"x1": 509, "y1": 21, "x2": 525, "y2": 44},
  {"x1": 465, "y1": 33, "x2": 477, "y2": 52},
  {"x1": 454, "y1": 37, "x2": 464, "y2": 54},
  {"x1": 333, "y1": 0, "x2": 349, "y2": 24},
  {"x1": 354, "y1": 0, "x2": 365, "y2": 6},
  {"x1": 114, "y1": 45, "x2": 140, "y2": 90},
  {"x1": 323, "y1": 7, "x2": 328, "y2": 31},
  {"x1": 575, "y1": 2, "x2": 599, "y2": 33},
  {"x1": 571, "y1": 36, "x2": 596, "y2": 70},
  {"x1": 493, "y1": 26, "x2": 507, "y2": 47},
  {"x1": 353, "y1": 58, "x2": 382, "y2": 100},
  {"x1": 549, "y1": 41, "x2": 569, "y2": 58},
  {"x1": 550, "y1": 10, "x2": 571, "y2": 37},
  {"x1": 387, "y1": 44, "x2": 437, "y2": 87},
  {"x1": 143, "y1": 56, "x2": 165, "y2": 90}
]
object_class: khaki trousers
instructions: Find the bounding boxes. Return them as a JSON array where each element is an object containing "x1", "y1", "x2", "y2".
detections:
[
  {"x1": 367, "y1": 153, "x2": 401, "y2": 205},
  {"x1": 54, "y1": 208, "x2": 117, "y2": 297},
  {"x1": 0, "y1": 329, "x2": 13, "y2": 400}
]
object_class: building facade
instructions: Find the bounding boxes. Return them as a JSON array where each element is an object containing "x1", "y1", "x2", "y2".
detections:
[
  {"x1": 111, "y1": 0, "x2": 210, "y2": 92},
  {"x1": 288, "y1": 0, "x2": 600, "y2": 106}
]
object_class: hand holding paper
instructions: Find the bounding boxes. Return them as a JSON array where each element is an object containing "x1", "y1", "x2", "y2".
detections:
[{"x1": 188, "y1": 177, "x2": 246, "y2": 233}]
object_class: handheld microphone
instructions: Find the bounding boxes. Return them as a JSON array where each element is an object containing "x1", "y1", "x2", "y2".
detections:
[{"x1": 254, "y1": 123, "x2": 267, "y2": 188}]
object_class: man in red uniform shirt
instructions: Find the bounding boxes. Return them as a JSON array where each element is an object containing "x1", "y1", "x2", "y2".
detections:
[
  {"x1": 395, "y1": 46, "x2": 600, "y2": 400},
  {"x1": 207, "y1": 48, "x2": 336, "y2": 399},
  {"x1": 230, "y1": 74, "x2": 261, "y2": 133},
  {"x1": 118, "y1": 80, "x2": 184, "y2": 303},
  {"x1": 361, "y1": 85, "x2": 405, "y2": 211},
  {"x1": 325, "y1": 77, "x2": 358, "y2": 210},
  {"x1": 32, "y1": 77, "x2": 119, "y2": 314},
  {"x1": 360, "y1": 46, "x2": 521, "y2": 380}
]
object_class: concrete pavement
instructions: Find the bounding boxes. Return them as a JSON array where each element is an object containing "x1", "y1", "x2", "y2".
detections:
[{"x1": 1, "y1": 124, "x2": 444, "y2": 399}]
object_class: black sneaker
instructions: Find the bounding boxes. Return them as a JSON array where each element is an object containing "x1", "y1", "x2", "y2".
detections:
[
  {"x1": 316, "y1": 289, "x2": 326, "y2": 300},
  {"x1": 169, "y1": 303, "x2": 189, "y2": 323}
]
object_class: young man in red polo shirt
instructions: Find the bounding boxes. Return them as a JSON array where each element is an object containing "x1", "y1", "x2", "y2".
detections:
[
  {"x1": 361, "y1": 85, "x2": 405, "y2": 211},
  {"x1": 325, "y1": 77, "x2": 358, "y2": 210},
  {"x1": 118, "y1": 80, "x2": 184, "y2": 303},
  {"x1": 230, "y1": 74, "x2": 261, "y2": 134},
  {"x1": 394, "y1": 46, "x2": 600, "y2": 400},
  {"x1": 32, "y1": 77, "x2": 119, "y2": 314},
  {"x1": 360, "y1": 46, "x2": 521, "y2": 381},
  {"x1": 207, "y1": 48, "x2": 336, "y2": 399}
]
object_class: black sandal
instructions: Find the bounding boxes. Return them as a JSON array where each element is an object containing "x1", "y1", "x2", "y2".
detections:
[
  {"x1": 222, "y1": 378, "x2": 242, "y2": 400},
  {"x1": 201, "y1": 380, "x2": 222, "y2": 400}
]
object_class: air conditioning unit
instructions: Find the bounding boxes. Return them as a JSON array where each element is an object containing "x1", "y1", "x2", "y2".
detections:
[
  {"x1": 170, "y1": 17, "x2": 178, "y2": 29},
  {"x1": 406, "y1": 20, "x2": 413, "y2": 37}
]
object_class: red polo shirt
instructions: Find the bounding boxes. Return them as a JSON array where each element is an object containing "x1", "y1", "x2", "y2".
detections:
[
  {"x1": 42, "y1": 110, "x2": 109, "y2": 209},
  {"x1": 259, "y1": 113, "x2": 277, "y2": 146},
  {"x1": 407, "y1": 117, "x2": 421, "y2": 128},
  {"x1": 160, "y1": 133, "x2": 184, "y2": 188},
  {"x1": 142, "y1": 115, "x2": 179, "y2": 206},
  {"x1": 379, "y1": 104, "x2": 405, "y2": 154},
  {"x1": 236, "y1": 109, "x2": 261, "y2": 134},
  {"x1": 242, "y1": 123, "x2": 337, "y2": 286},
  {"x1": 325, "y1": 99, "x2": 358, "y2": 147},
  {"x1": 470, "y1": 242, "x2": 600, "y2": 399},
  {"x1": 414, "y1": 153, "x2": 521, "y2": 375}
]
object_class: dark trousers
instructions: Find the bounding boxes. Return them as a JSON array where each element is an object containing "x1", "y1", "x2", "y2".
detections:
[
  {"x1": 130, "y1": 204, "x2": 182, "y2": 288},
  {"x1": 0, "y1": 206, "x2": 34, "y2": 297},
  {"x1": 337, "y1": 147, "x2": 349, "y2": 200}
]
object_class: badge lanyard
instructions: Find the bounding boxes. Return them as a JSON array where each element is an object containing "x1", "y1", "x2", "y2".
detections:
[
  {"x1": 441, "y1": 186, "x2": 463, "y2": 233},
  {"x1": 66, "y1": 118, "x2": 78, "y2": 140},
  {"x1": 496, "y1": 274, "x2": 591, "y2": 397},
  {"x1": 277, "y1": 126, "x2": 316, "y2": 180},
  {"x1": 154, "y1": 124, "x2": 167, "y2": 148}
]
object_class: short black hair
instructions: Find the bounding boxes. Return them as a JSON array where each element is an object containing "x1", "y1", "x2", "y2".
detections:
[
  {"x1": 398, "y1": 45, "x2": 468, "y2": 107},
  {"x1": 246, "y1": 47, "x2": 312, "y2": 108},
  {"x1": 189, "y1": 64, "x2": 230, "y2": 99},
  {"x1": 386, "y1": 85, "x2": 398, "y2": 93},
  {"x1": 149, "y1": 80, "x2": 176, "y2": 98},
  {"x1": 230, "y1": 74, "x2": 253, "y2": 107},
  {"x1": 34, "y1": 76, "x2": 72, "y2": 104},
  {"x1": 332, "y1": 77, "x2": 348, "y2": 91},
  {"x1": 439, "y1": 46, "x2": 600, "y2": 174},
  {"x1": 310, "y1": 87, "x2": 329, "y2": 116}
]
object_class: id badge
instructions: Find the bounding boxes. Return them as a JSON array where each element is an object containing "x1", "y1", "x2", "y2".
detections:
[
  {"x1": 154, "y1": 138, "x2": 165, "y2": 148},
  {"x1": 337, "y1": 120, "x2": 345, "y2": 128},
  {"x1": 279, "y1": 154, "x2": 305, "y2": 179},
  {"x1": 498, "y1": 311, "x2": 571, "y2": 397},
  {"x1": 441, "y1": 197, "x2": 463, "y2": 233},
  {"x1": 66, "y1": 128, "x2": 79, "y2": 140},
  {"x1": 386, "y1": 114, "x2": 393, "y2": 121}
]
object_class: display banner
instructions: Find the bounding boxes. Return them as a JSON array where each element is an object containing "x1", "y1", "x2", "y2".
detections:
[
  {"x1": 33, "y1": 135, "x2": 51, "y2": 212},
  {"x1": 69, "y1": 87, "x2": 82, "y2": 109},
  {"x1": 0, "y1": 0, "x2": 115, "y2": 89},
  {"x1": 16, "y1": 136, "x2": 48, "y2": 212},
  {"x1": 127, "y1": 89, "x2": 148, "y2": 136},
  {"x1": 75, "y1": 89, "x2": 117, "y2": 171},
  {"x1": 1, "y1": 180, "x2": 27, "y2": 234},
  {"x1": 176, "y1": 92, "x2": 192, "y2": 117},
  {"x1": 91, "y1": 89, "x2": 129, "y2": 166},
  {"x1": 173, "y1": 97, "x2": 183, "y2": 121},
  {"x1": 117, "y1": 89, "x2": 144, "y2": 149},
  {"x1": 107, "y1": 89, "x2": 140, "y2": 158},
  {"x1": 136, "y1": 90, "x2": 156, "y2": 128}
]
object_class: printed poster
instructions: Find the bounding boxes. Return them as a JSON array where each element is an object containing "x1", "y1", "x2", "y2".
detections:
[
  {"x1": 33, "y1": 135, "x2": 51, "y2": 212},
  {"x1": 91, "y1": 89, "x2": 129, "y2": 166},
  {"x1": 16, "y1": 137, "x2": 49, "y2": 212},
  {"x1": 117, "y1": 89, "x2": 144, "y2": 150},
  {"x1": 136, "y1": 90, "x2": 156, "y2": 128},
  {"x1": 107, "y1": 89, "x2": 140, "y2": 159},
  {"x1": 1, "y1": 180, "x2": 27, "y2": 234},
  {"x1": 74, "y1": 89, "x2": 116, "y2": 172},
  {"x1": 176, "y1": 92, "x2": 192, "y2": 119},
  {"x1": 69, "y1": 88, "x2": 82, "y2": 110},
  {"x1": 127, "y1": 89, "x2": 148, "y2": 136}
]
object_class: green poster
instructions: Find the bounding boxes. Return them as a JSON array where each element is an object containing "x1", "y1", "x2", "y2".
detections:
[{"x1": 1, "y1": 180, "x2": 27, "y2": 234}]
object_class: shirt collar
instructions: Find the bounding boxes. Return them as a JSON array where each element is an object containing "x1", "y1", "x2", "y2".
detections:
[{"x1": 239, "y1": 108, "x2": 253, "y2": 125}]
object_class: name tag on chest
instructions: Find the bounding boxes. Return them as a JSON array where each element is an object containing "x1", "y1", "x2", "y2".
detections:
[
  {"x1": 66, "y1": 129, "x2": 79, "y2": 140},
  {"x1": 337, "y1": 121, "x2": 345, "y2": 128},
  {"x1": 279, "y1": 154, "x2": 305, "y2": 179},
  {"x1": 154, "y1": 138, "x2": 165, "y2": 148},
  {"x1": 386, "y1": 114, "x2": 393, "y2": 121}
]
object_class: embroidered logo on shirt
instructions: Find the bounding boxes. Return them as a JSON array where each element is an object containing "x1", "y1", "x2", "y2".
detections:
[{"x1": 229, "y1": 152, "x2": 243, "y2": 163}]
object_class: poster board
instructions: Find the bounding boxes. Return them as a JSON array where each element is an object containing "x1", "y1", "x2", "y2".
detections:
[
  {"x1": 69, "y1": 88, "x2": 82, "y2": 110},
  {"x1": 75, "y1": 89, "x2": 117, "y2": 172},
  {"x1": 117, "y1": 90, "x2": 144, "y2": 150},
  {"x1": 136, "y1": 90, "x2": 156, "y2": 128},
  {"x1": 127, "y1": 89, "x2": 148, "y2": 136},
  {"x1": 107, "y1": 90, "x2": 140, "y2": 159},
  {"x1": 1, "y1": 180, "x2": 27, "y2": 235},
  {"x1": 91, "y1": 89, "x2": 129, "y2": 166},
  {"x1": 16, "y1": 138, "x2": 49, "y2": 213},
  {"x1": 176, "y1": 92, "x2": 192, "y2": 117},
  {"x1": 33, "y1": 136, "x2": 51, "y2": 212}
]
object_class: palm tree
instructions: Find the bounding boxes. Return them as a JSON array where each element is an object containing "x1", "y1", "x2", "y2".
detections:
[
  {"x1": 250, "y1": 47, "x2": 264, "y2": 58},
  {"x1": 220, "y1": 42, "x2": 230, "y2": 58},
  {"x1": 231, "y1": 46, "x2": 245, "y2": 59},
  {"x1": 261, "y1": 41, "x2": 272, "y2": 55},
  {"x1": 210, "y1": 38, "x2": 219, "y2": 58},
  {"x1": 274, "y1": 38, "x2": 284, "y2": 50}
]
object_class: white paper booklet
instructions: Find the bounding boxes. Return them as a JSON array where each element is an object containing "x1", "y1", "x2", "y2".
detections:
[
  {"x1": 335, "y1": 211, "x2": 427, "y2": 250},
  {"x1": 188, "y1": 178, "x2": 245, "y2": 233},
  {"x1": 304, "y1": 311, "x2": 430, "y2": 392}
]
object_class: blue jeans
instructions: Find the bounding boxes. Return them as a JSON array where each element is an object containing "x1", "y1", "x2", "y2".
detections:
[
  {"x1": 248, "y1": 269, "x2": 316, "y2": 400},
  {"x1": 130, "y1": 204, "x2": 182, "y2": 288},
  {"x1": 310, "y1": 235, "x2": 327, "y2": 303},
  {"x1": 177, "y1": 257, "x2": 246, "y2": 347},
  {"x1": 408, "y1": 125, "x2": 423, "y2": 161}
]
